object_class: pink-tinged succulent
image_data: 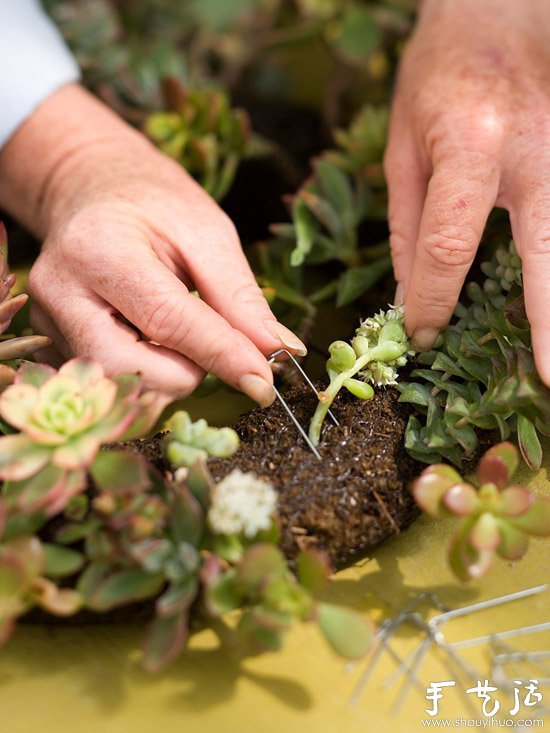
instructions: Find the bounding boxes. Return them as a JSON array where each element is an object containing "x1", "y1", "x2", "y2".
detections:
[
  {"x1": 0, "y1": 535, "x2": 82, "y2": 643},
  {"x1": 0, "y1": 359, "x2": 171, "y2": 515},
  {"x1": 411, "y1": 442, "x2": 550, "y2": 581},
  {"x1": 0, "y1": 223, "x2": 51, "y2": 364}
]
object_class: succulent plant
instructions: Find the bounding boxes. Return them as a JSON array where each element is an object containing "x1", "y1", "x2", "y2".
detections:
[
  {"x1": 49, "y1": 456, "x2": 372, "y2": 672},
  {"x1": 145, "y1": 79, "x2": 263, "y2": 201},
  {"x1": 165, "y1": 410, "x2": 239, "y2": 468},
  {"x1": 270, "y1": 106, "x2": 393, "y2": 308},
  {"x1": 309, "y1": 304, "x2": 413, "y2": 446},
  {"x1": 411, "y1": 442, "x2": 550, "y2": 581},
  {"x1": 208, "y1": 469, "x2": 277, "y2": 539},
  {"x1": 0, "y1": 223, "x2": 51, "y2": 373},
  {"x1": 0, "y1": 533, "x2": 82, "y2": 644},
  {"x1": 0, "y1": 359, "x2": 170, "y2": 515},
  {"x1": 399, "y1": 241, "x2": 550, "y2": 469}
]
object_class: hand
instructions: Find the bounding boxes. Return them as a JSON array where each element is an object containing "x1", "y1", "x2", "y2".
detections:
[
  {"x1": 0, "y1": 85, "x2": 306, "y2": 403},
  {"x1": 384, "y1": 0, "x2": 550, "y2": 383}
]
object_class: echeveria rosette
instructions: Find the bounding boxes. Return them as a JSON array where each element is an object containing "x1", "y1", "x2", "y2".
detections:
[
  {"x1": 0, "y1": 359, "x2": 171, "y2": 515},
  {"x1": 309, "y1": 304, "x2": 413, "y2": 446},
  {"x1": 411, "y1": 442, "x2": 550, "y2": 581}
]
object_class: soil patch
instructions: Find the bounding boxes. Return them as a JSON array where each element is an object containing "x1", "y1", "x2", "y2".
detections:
[{"x1": 208, "y1": 384, "x2": 421, "y2": 569}]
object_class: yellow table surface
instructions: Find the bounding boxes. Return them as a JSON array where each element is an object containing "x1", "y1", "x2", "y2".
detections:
[{"x1": 0, "y1": 457, "x2": 548, "y2": 733}]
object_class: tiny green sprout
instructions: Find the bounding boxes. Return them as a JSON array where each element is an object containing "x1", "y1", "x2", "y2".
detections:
[
  {"x1": 165, "y1": 411, "x2": 239, "y2": 468},
  {"x1": 411, "y1": 442, "x2": 550, "y2": 581},
  {"x1": 309, "y1": 304, "x2": 413, "y2": 446}
]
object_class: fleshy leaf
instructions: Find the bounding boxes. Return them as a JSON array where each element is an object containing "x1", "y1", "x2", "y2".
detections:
[
  {"x1": 316, "y1": 602, "x2": 372, "y2": 659},
  {"x1": 30, "y1": 577, "x2": 82, "y2": 616},
  {"x1": 469, "y1": 512, "x2": 500, "y2": 550},
  {"x1": 511, "y1": 498, "x2": 550, "y2": 536},
  {"x1": 0, "y1": 434, "x2": 51, "y2": 481},
  {"x1": 90, "y1": 450, "x2": 151, "y2": 494},
  {"x1": 498, "y1": 486, "x2": 534, "y2": 517},
  {"x1": 42, "y1": 544, "x2": 84, "y2": 578},
  {"x1": 517, "y1": 416, "x2": 543, "y2": 471},
  {"x1": 142, "y1": 612, "x2": 189, "y2": 673},
  {"x1": 86, "y1": 569, "x2": 165, "y2": 610},
  {"x1": 296, "y1": 548, "x2": 332, "y2": 593},
  {"x1": 496, "y1": 520, "x2": 529, "y2": 560},
  {"x1": 235, "y1": 544, "x2": 287, "y2": 592},
  {"x1": 476, "y1": 442, "x2": 519, "y2": 489},
  {"x1": 442, "y1": 483, "x2": 481, "y2": 517},
  {"x1": 411, "y1": 464, "x2": 464, "y2": 516}
]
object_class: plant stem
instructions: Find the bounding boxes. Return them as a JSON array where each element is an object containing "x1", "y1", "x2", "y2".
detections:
[{"x1": 308, "y1": 343, "x2": 391, "y2": 446}]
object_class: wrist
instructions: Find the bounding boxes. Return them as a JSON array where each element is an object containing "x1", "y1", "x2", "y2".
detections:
[{"x1": 0, "y1": 84, "x2": 156, "y2": 237}]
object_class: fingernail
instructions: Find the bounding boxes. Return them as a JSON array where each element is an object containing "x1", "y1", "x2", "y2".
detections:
[
  {"x1": 239, "y1": 374, "x2": 275, "y2": 407},
  {"x1": 411, "y1": 327, "x2": 440, "y2": 351},
  {"x1": 393, "y1": 282, "x2": 405, "y2": 306},
  {"x1": 265, "y1": 320, "x2": 307, "y2": 356}
]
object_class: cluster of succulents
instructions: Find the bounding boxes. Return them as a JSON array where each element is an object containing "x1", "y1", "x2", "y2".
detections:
[
  {"x1": 145, "y1": 79, "x2": 263, "y2": 201},
  {"x1": 412, "y1": 443, "x2": 550, "y2": 581},
  {"x1": 0, "y1": 363, "x2": 372, "y2": 670},
  {"x1": 0, "y1": 359, "x2": 170, "y2": 516},
  {"x1": 399, "y1": 241, "x2": 550, "y2": 470},
  {"x1": 309, "y1": 304, "x2": 412, "y2": 445},
  {"x1": 0, "y1": 224, "x2": 51, "y2": 381}
]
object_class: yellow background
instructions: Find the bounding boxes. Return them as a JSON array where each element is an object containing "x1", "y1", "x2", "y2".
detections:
[{"x1": 1, "y1": 457, "x2": 548, "y2": 733}]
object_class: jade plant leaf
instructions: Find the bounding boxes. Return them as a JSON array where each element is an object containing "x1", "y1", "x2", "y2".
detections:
[
  {"x1": 476, "y1": 441, "x2": 519, "y2": 489},
  {"x1": 42, "y1": 544, "x2": 84, "y2": 578},
  {"x1": 316, "y1": 602, "x2": 372, "y2": 658},
  {"x1": 90, "y1": 450, "x2": 151, "y2": 494},
  {"x1": 296, "y1": 548, "x2": 332, "y2": 593},
  {"x1": 142, "y1": 611, "x2": 189, "y2": 673},
  {"x1": 84, "y1": 568, "x2": 165, "y2": 610}
]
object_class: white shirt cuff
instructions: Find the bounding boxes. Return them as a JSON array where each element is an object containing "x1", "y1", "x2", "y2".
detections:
[{"x1": 0, "y1": 0, "x2": 81, "y2": 147}]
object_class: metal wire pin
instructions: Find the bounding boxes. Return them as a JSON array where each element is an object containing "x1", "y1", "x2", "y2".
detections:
[{"x1": 268, "y1": 348, "x2": 339, "y2": 459}]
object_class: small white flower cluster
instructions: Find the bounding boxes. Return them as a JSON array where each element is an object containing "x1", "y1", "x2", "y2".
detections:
[
  {"x1": 208, "y1": 469, "x2": 277, "y2": 538},
  {"x1": 359, "y1": 362, "x2": 399, "y2": 387},
  {"x1": 356, "y1": 304, "x2": 412, "y2": 387},
  {"x1": 357, "y1": 303, "x2": 404, "y2": 339}
]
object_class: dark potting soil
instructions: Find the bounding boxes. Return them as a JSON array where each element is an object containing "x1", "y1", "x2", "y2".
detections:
[{"x1": 207, "y1": 384, "x2": 421, "y2": 569}]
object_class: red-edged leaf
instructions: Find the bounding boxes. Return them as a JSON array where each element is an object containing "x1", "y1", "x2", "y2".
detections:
[
  {"x1": 411, "y1": 464, "x2": 464, "y2": 517},
  {"x1": 142, "y1": 612, "x2": 189, "y2": 673},
  {"x1": 476, "y1": 442, "x2": 519, "y2": 489}
]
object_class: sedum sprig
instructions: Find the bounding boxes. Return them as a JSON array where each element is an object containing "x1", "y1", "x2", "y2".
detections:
[
  {"x1": 411, "y1": 442, "x2": 550, "y2": 581},
  {"x1": 309, "y1": 304, "x2": 412, "y2": 446}
]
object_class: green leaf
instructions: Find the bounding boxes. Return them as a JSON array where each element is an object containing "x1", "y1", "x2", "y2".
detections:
[
  {"x1": 290, "y1": 198, "x2": 317, "y2": 267},
  {"x1": 156, "y1": 577, "x2": 198, "y2": 617},
  {"x1": 517, "y1": 416, "x2": 543, "y2": 470},
  {"x1": 398, "y1": 382, "x2": 432, "y2": 408},
  {"x1": 205, "y1": 568, "x2": 243, "y2": 615},
  {"x1": 296, "y1": 548, "x2": 332, "y2": 593},
  {"x1": 476, "y1": 442, "x2": 519, "y2": 489},
  {"x1": 332, "y1": 5, "x2": 381, "y2": 63},
  {"x1": 236, "y1": 544, "x2": 287, "y2": 592},
  {"x1": 90, "y1": 450, "x2": 151, "y2": 494},
  {"x1": 86, "y1": 568, "x2": 165, "y2": 610},
  {"x1": 142, "y1": 612, "x2": 189, "y2": 673},
  {"x1": 336, "y1": 257, "x2": 392, "y2": 307},
  {"x1": 42, "y1": 544, "x2": 84, "y2": 578},
  {"x1": 169, "y1": 485, "x2": 204, "y2": 547},
  {"x1": 343, "y1": 378, "x2": 374, "y2": 400},
  {"x1": 316, "y1": 602, "x2": 372, "y2": 658}
]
